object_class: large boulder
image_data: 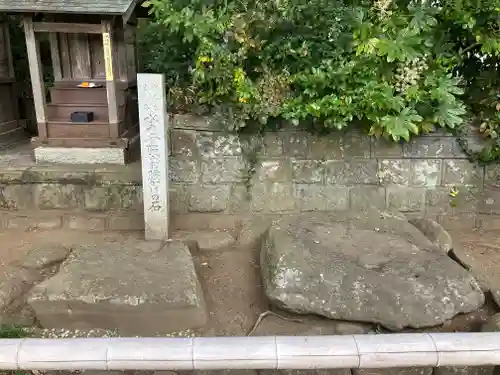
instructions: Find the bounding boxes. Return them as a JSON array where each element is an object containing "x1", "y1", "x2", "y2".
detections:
[{"x1": 261, "y1": 209, "x2": 484, "y2": 330}]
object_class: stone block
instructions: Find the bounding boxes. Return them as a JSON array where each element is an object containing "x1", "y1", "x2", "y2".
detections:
[
  {"x1": 202, "y1": 157, "x2": 245, "y2": 183},
  {"x1": 108, "y1": 214, "x2": 145, "y2": 231},
  {"x1": 187, "y1": 185, "x2": 230, "y2": 212},
  {"x1": 34, "y1": 146, "x2": 128, "y2": 165},
  {"x1": 426, "y1": 187, "x2": 479, "y2": 214},
  {"x1": 294, "y1": 184, "x2": 349, "y2": 211},
  {"x1": 386, "y1": 186, "x2": 425, "y2": 212},
  {"x1": 229, "y1": 184, "x2": 251, "y2": 213},
  {"x1": 370, "y1": 137, "x2": 403, "y2": 158},
  {"x1": 84, "y1": 185, "x2": 142, "y2": 211},
  {"x1": 442, "y1": 159, "x2": 485, "y2": 187},
  {"x1": 197, "y1": 132, "x2": 242, "y2": 157},
  {"x1": 484, "y1": 164, "x2": 500, "y2": 188},
  {"x1": 410, "y1": 159, "x2": 442, "y2": 188},
  {"x1": 283, "y1": 132, "x2": 309, "y2": 158},
  {"x1": 169, "y1": 157, "x2": 200, "y2": 183},
  {"x1": 403, "y1": 136, "x2": 455, "y2": 157},
  {"x1": 479, "y1": 187, "x2": 500, "y2": 214},
  {"x1": 343, "y1": 130, "x2": 371, "y2": 158},
  {"x1": 260, "y1": 133, "x2": 284, "y2": 157},
  {"x1": 257, "y1": 159, "x2": 292, "y2": 182},
  {"x1": 325, "y1": 160, "x2": 378, "y2": 185},
  {"x1": 170, "y1": 129, "x2": 198, "y2": 157},
  {"x1": 171, "y1": 114, "x2": 221, "y2": 131},
  {"x1": 0, "y1": 184, "x2": 33, "y2": 210},
  {"x1": 65, "y1": 215, "x2": 107, "y2": 231},
  {"x1": 24, "y1": 167, "x2": 96, "y2": 185},
  {"x1": 292, "y1": 160, "x2": 324, "y2": 183},
  {"x1": 35, "y1": 184, "x2": 85, "y2": 210},
  {"x1": 308, "y1": 134, "x2": 344, "y2": 160},
  {"x1": 5, "y1": 214, "x2": 62, "y2": 230},
  {"x1": 349, "y1": 186, "x2": 386, "y2": 210},
  {"x1": 27, "y1": 241, "x2": 207, "y2": 335},
  {"x1": 377, "y1": 159, "x2": 410, "y2": 185},
  {"x1": 83, "y1": 186, "x2": 122, "y2": 211},
  {"x1": 169, "y1": 183, "x2": 188, "y2": 214},
  {"x1": 251, "y1": 182, "x2": 296, "y2": 212}
]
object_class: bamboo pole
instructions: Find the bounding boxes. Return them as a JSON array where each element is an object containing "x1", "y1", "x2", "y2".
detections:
[{"x1": 0, "y1": 333, "x2": 499, "y2": 371}]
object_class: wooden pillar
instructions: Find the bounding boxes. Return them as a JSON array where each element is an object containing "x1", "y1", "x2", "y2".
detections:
[
  {"x1": 102, "y1": 20, "x2": 119, "y2": 139},
  {"x1": 48, "y1": 33, "x2": 62, "y2": 81},
  {"x1": 23, "y1": 16, "x2": 47, "y2": 140}
]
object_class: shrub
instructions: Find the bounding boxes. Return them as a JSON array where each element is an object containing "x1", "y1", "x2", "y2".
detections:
[{"x1": 141, "y1": 0, "x2": 500, "y2": 159}]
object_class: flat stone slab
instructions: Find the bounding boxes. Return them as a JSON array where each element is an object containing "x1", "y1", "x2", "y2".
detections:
[{"x1": 28, "y1": 239, "x2": 207, "y2": 335}]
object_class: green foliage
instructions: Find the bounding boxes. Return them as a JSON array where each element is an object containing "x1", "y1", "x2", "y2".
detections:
[
  {"x1": 0, "y1": 324, "x2": 28, "y2": 338},
  {"x1": 140, "y1": 0, "x2": 500, "y2": 153}
]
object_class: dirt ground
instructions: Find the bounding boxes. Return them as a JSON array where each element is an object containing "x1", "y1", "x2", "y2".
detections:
[{"x1": 0, "y1": 227, "x2": 498, "y2": 337}]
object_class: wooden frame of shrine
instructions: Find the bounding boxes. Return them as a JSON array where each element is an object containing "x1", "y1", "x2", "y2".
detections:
[{"x1": 0, "y1": 0, "x2": 142, "y2": 164}]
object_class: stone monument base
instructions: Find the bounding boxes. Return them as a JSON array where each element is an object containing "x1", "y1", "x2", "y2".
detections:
[{"x1": 33, "y1": 135, "x2": 140, "y2": 165}]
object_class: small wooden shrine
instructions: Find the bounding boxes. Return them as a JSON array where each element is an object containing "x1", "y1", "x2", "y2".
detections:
[
  {"x1": 0, "y1": 21, "x2": 25, "y2": 148},
  {"x1": 0, "y1": 0, "x2": 142, "y2": 164}
]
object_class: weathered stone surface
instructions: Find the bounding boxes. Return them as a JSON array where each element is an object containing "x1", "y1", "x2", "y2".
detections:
[
  {"x1": 403, "y1": 137, "x2": 455, "y2": 158},
  {"x1": 325, "y1": 160, "x2": 378, "y2": 185},
  {"x1": 410, "y1": 159, "x2": 442, "y2": 188},
  {"x1": 370, "y1": 137, "x2": 403, "y2": 158},
  {"x1": 20, "y1": 245, "x2": 72, "y2": 271},
  {"x1": 170, "y1": 157, "x2": 200, "y2": 183},
  {"x1": 349, "y1": 187, "x2": 386, "y2": 210},
  {"x1": 251, "y1": 183, "x2": 296, "y2": 212},
  {"x1": 188, "y1": 185, "x2": 230, "y2": 212},
  {"x1": 0, "y1": 265, "x2": 41, "y2": 325},
  {"x1": 255, "y1": 160, "x2": 289, "y2": 183},
  {"x1": 292, "y1": 160, "x2": 325, "y2": 183},
  {"x1": 237, "y1": 217, "x2": 273, "y2": 249},
  {"x1": 202, "y1": 157, "x2": 245, "y2": 183},
  {"x1": 173, "y1": 229, "x2": 236, "y2": 252},
  {"x1": 442, "y1": 160, "x2": 484, "y2": 187},
  {"x1": 261, "y1": 209, "x2": 484, "y2": 330},
  {"x1": 294, "y1": 184, "x2": 349, "y2": 211},
  {"x1": 35, "y1": 183, "x2": 85, "y2": 209},
  {"x1": 377, "y1": 159, "x2": 411, "y2": 185},
  {"x1": 28, "y1": 240, "x2": 207, "y2": 335},
  {"x1": 408, "y1": 218, "x2": 453, "y2": 253},
  {"x1": 387, "y1": 186, "x2": 425, "y2": 212}
]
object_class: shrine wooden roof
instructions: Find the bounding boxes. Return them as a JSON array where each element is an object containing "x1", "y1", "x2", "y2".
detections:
[{"x1": 0, "y1": 0, "x2": 137, "y2": 15}]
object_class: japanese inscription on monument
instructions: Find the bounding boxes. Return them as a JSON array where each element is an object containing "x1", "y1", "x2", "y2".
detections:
[{"x1": 137, "y1": 74, "x2": 169, "y2": 240}]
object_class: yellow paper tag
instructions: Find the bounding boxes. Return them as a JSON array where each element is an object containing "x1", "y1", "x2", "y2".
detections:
[{"x1": 102, "y1": 32, "x2": 114, "y2": 81}]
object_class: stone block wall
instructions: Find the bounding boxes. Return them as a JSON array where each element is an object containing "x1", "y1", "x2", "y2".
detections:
[
  {"x1": 169, "y1": 114, "x2": 500, "y2": 231},
  {"x1": 1, "y1": 114, "x2": 499, "y2": 232},
  {"x1": 0, "y1": 164, "x2": 144, "y2": 231}
]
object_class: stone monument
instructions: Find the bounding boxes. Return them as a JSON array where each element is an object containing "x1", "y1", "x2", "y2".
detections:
[{"x1": 137, "y1": 73, "x2": 169, "y2": 240}]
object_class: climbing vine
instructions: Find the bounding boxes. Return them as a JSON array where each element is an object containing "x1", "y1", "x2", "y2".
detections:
[{"x1": 138, "y1": 0, "x2": 500, "y2": 163}]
